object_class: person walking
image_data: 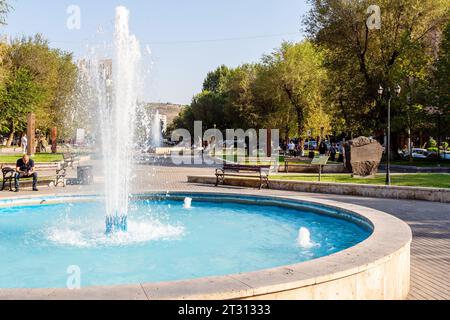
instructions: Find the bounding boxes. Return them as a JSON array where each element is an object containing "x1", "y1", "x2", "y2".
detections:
[
  {"x1": 337, "y1": 143, "x2": 344, "y2": 163},
  {"x1": 21, "y1": 134, "x2": 28, "y2": 154},
  {"x1": 288, "y1": 141, "x2": 296, "y2": 156},
  {"x1": 330, "y1": 143, "x2": 337, "y2": 162}
]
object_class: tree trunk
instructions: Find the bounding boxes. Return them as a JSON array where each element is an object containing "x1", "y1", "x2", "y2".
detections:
[
  {"x1": 296, "y1": 108, "x2": 305, "y2": 155},
  {"x1": 6, "y1": 125, "x2": 15, "y2": 147},
  {"x1": 283, "y1": 85, "x2": 305, "y2": 155}
]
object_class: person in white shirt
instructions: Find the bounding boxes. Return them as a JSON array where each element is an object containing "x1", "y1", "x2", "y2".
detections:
[
  {"x1": 288, "y1": 141, "x2": 296, "y2": 156},
  {"x1": 21, "y1": 134, "x2": 28, "y2": 154}
]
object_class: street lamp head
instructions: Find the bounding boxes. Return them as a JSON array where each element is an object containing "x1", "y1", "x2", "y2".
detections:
[
  {"x1": 378, "y1": 85, "x2": 384, "y2": 97},
  {"x1": 395, "y1": 84, "x2": 401, "y2": 96}
]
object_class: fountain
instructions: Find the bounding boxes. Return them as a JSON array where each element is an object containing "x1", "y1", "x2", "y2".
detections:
[
  {"x1": 151, "y1": 110, "x2": 163, "y2": 148},
  {"x1": 95, "y1": 6, "x2": 142, "y2": 234},
  {"x1": 183, "y1": 197, "x2": 193, "y2": 209},
  {"x1": 297, "y1": 227, "x2": 314, "y2": 248},
  {"x1": 0, "y1": 6, "x2": 409, "y2": 302}
]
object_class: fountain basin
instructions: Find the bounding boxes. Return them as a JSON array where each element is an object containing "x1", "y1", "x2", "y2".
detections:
[{"x1": 0, "y1": 192, "x2": 411, "y2": 300}]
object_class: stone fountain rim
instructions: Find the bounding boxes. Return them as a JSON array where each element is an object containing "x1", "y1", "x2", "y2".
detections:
[{"x1": 0, "y1": 190, "x2": 412, "y2": 300}]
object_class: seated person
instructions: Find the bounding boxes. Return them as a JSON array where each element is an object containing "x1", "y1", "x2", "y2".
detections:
[{"x1": 14, "y1": 155, "x2": 39, "y2": 192}]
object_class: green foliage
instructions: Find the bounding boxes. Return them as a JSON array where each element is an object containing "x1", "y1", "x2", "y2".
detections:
[
  {"x1": 0, "y1": 0, "x2": 11, "y2": 25},
  {"x1": 304, "y1": 0, "x2": 448, "y2": 136},
  {"x1": 172, "y1": 41, "x2": 330, "y2": 144},
  {"x1": 442, "y1": 142, "x2": 449, "y2": 150},
  {"x1": 202, "y1": 65, "x2": 231, "y2": 94},
  {"x1": 260, "y1": 41, "x2": 329, "y2": 140},
  {"x1": 0, "y1": 67, "x2": 43, "y2": 134},
  {"x1": 0, "y1": 34, "x2": 78, "y2": 143},
  {"x1": 426, "y1": 21, "x2": 450, "y2": 134},
  {"x1": 428, "y1": 137, "x2": 438, "y2": 148}
]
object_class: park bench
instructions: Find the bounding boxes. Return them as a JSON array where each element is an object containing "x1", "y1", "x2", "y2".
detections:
[
  {"x1": 284, "y1": 157, "x2": 310, "y2": 173},
  {"x1": 215, "y1": 163, "x2": 271, "y2": 189},
  {"x1": 50, "y1": 161, "x2": 69, "y2": 187},
  {"x1": 1, "y1": 166, "x2": 15, "y2": 191},
  {"x1": 1, "y1": 162, "x2": 68, "y2": 191},
  {"x1": 63, "y1": 152, "x2": 80, "y2": 168}
]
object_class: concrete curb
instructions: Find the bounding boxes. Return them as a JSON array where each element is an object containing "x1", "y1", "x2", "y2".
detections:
[{"x1": 187, "y1": 175, "x2": 450, "y2": 203}]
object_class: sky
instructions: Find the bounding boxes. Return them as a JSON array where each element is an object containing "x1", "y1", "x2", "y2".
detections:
[{"x1": 2, "y1": 0, "x2": 309, "y2": 105}]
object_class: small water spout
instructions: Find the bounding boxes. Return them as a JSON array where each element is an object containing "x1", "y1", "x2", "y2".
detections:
[
  {"x1": 183, "y1": 197, "x2": 193, "y2": 209},
  {"x1": 297, "y1": 227, "x2": 314, "y2": 248}
]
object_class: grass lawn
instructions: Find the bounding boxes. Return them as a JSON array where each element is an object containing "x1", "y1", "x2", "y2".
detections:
[
  {"x1": 0, "y1": 153, "x2": 63, "y2": 163},
  {"x1": 387, "y1": 160, "x2": 450, "y2": 167},
  {"x1": 270, "y1": 173, "x2": 450, "y2": 189}
]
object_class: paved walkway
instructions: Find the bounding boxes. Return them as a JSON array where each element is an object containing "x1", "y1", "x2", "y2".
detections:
[{"x1": 1, "y1": 162, "x2": 449, "y2": 300}]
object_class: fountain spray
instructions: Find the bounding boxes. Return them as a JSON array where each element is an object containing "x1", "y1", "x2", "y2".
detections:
[{"x1": 101, "y1": 6, "x2": 142, "y2": 234}]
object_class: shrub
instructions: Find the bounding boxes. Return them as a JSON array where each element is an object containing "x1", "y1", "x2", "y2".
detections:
[
  {"x1": 442, "y1": 142, "x2": 449, "y2": 150},
  {"x1": 428, "y1": 138, "x2": 438, "y2": 148}
]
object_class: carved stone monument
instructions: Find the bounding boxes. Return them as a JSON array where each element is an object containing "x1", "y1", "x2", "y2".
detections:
[
  {"x1": 344, "y1": 137, "x2": 383, "y2": 177},
  {"x1": 26, "y1": 113, "x2": 36, "y2": 156},
  {"x1": 51, "y1": 127, "x2": 58, "y2": 153}
]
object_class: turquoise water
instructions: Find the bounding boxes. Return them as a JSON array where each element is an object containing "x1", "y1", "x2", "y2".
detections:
[{"x1": 0, "y1": 197, "x2": 370, "y2": 289}]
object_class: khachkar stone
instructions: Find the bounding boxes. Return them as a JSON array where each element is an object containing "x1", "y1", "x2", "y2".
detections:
[
  {"x1": 344, "y1": 137, "x2": 383, "y2": 177},
  {"x1": 51, "y1": 127, "x2": 57, "y2": 153},
  {"x1": 27, "y1": 113, "x2": 36, "y2": 156}
]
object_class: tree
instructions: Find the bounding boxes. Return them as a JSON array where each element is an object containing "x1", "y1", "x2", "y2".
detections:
[
  {"x1": 304, "y1": 0, "x2": 448, "y2": 136},
  {"x1": 0, "y1": 41, "x2": 9, "y2": 94},
  {"x1": 428, "y1": 21, "x2": 450, "y2": 129},
  {"x1": 190, "y1": 91, "x2": 228, "y2": 131},
  {"x1": 203, "y1": 65, "x2": 231, "y2": 93},
  {"x1": 3, "y1": 35, "x2": 78, "y2": 139},
  {"x1": 261, "y1": 41, "x2": 329, "y2": 150},
  {"x1": 170, "y1": 41, "x2": 331, "y2": 148},
  {"x1": 222, "y1": 64, "x2": 260, "y2": 129},
  {"x1": 251, "y1": 62, "x2": 295, "y2": 142},
  {"x1": 0, "y1": 0, "x2": 11, "y2": 25},
  {"x1": 0, "y1": 67, "x2": 43, "y2": 145},
  {"x1": 48, "y1": 51, "x2": 78, "y2": 137}
]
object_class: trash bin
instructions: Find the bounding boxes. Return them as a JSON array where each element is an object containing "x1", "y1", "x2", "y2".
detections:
[{"x1": 77, "y1": 165, "x2": 94, "y2": 185}]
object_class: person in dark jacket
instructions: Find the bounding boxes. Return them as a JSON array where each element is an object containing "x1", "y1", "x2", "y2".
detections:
[
  {"x1": 319, "y1": 141, "x2": 328, "y2": 155},
  {"x1": 330, "y1": 143, "x2": 337, "y2": 161},
  {"x1": 14, "y1": 155, "x2": 39, "y2": 192}
]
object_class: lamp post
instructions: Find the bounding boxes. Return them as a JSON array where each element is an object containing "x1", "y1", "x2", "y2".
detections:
[{"x1": 378, "y1": 84, "x2": 401, "y2": 186}]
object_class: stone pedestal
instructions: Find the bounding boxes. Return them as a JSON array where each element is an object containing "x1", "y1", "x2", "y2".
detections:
[{"x1": 344, "y1": 137, "x2": 383, "y2": 177}]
